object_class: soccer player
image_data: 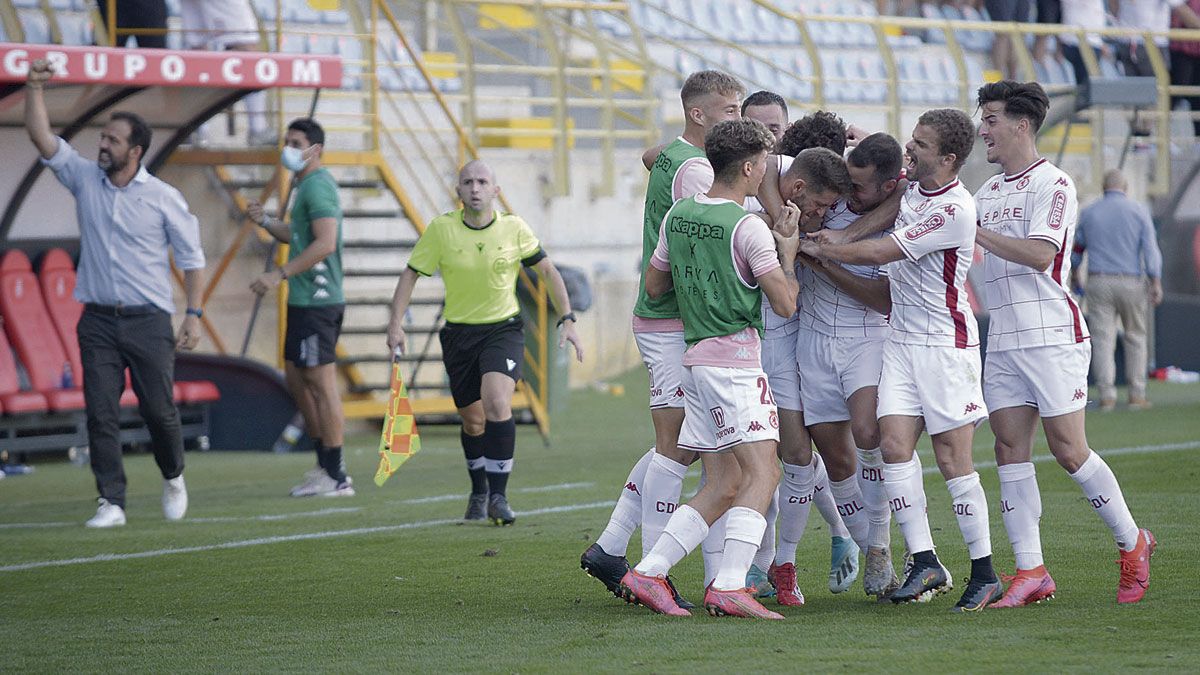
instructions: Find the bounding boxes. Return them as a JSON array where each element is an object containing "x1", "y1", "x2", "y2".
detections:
[
  {"x1": 386, "y1": 160, "x2": 583, "y2": 525},
  {"x1": 973, "y1": 81, "x2": 1155, "y2": 606},
  {"x1": 795, "y1": 133, "x2": 907, "y2": 600},
  {"x1": 799, "y1": 109, "x2": 1001, "y2": 612},
  {"x1": 248, "y1": 118, "x2": 351, "y2": 498},
  {"x1": 581, "y1": 71, "x2": 743, "y2": 603},
  {"x1": 620, "y1": 118, "x2": 799, "y2": 619}
]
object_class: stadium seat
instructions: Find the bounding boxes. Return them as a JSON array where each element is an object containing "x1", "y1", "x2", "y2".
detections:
[
  {"x1": 0, "y1": 251, "x2": 83, "y2": 411},
  {"x1": 56, "y1": 13, "x2": 94, "y2": 46},
  {"x1": 0, "y1": 330, "x2": 49, "y2": 416},
  {"x1": 18, "y1": 9, "x2": 53, "y2": 44},
  {"x1": 11, "y1": 0, "x2": 41, "y2": 7}
]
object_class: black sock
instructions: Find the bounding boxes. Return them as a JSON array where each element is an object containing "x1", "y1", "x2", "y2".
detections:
[
  {"x1": 320, "y1": 445, "x2": 346, "y2": 482},
  {"x1": 313, "y1": 440, "x2": 325, "y2": 469},
  {"x1": 483, "y1": 418, "x2": 516, "y2": 496},
  {"x1": 970, "y1": 555, "x2": 997, "y2": 582},
  {"x1": 461, "y1": 429, "x2": 488, "y2": 495},
  {"x1": 912, "y1": 550, "x2": 938, "y2": 567}
]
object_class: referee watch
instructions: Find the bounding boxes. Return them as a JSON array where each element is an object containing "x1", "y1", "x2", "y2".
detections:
[{"x1": 556, "y1": 312, "x2": 576, "y2": 328}]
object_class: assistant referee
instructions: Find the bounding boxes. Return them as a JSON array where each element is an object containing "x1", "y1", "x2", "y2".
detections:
[{"x1": 387, "y1": 160, "x2": 583, "y2": 525}]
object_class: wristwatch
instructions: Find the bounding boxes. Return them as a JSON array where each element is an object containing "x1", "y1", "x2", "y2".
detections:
[
  {"x1": 186, "y1": 307, "x2": 203, "y2": 318},
  {"x1": 556, "y1": 312, "x2": 576, "y2": 328}
]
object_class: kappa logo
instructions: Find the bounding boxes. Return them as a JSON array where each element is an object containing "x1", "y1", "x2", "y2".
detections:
[
  {"x1": 1055, "y1": 177, "x2": 1069, "y2": 187},
  {"x1": 747, "y1": 420, "x2": 766, "y2": 432},
  {"x1": 942, "y1": 204, "x2": 956, "y2": 217},
  {"x1": 905, "y1": 213, "x2": 945, "y2": 240},
  {"x1": 1017, "y1": 176, "x2": 1031, "y2": 190},
  {"x1": 963, "y1": 402, "x2": 981, "y2": 414},
  {"x1": 506, "y1": 358, "x2": 516, "y2": 371},
  {"x1": 990, "y1": 182, "x2": 1000, "y2": 191},
  {"x1": 675, "y1": 387, "x2": 684, "y2": 398},
  {"x1": 624, "y1": 481, "x2": 642, "y2": 496},
  {"x1": 710, "y1": 406, "x2": 726, "y2": 428},
  {"x1": 1072, "y1": 388, "x2": 1086, "y2": 401},
  {"x1": 1049, "y1": 190, "x2": 1067, "y2": 230}
]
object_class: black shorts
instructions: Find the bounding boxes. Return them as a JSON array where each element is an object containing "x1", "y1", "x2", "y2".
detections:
[
  {"x1": 984, "y1": 0, "x2": 1032, "y2": 22},
  {"x1": 284, "y1": 304, "x2": 344, "y2": 367},
  {"x1": 439, "y1": 316, "x2": 524, "y2": 409}
]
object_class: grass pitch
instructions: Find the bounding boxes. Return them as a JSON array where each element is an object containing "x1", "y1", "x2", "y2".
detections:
[{"x1": 2, "y1": 372, "x2": 1199, "y2": 672}]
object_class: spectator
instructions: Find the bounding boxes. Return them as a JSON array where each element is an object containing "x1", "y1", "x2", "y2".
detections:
[
  {"x1": 1059, "y1": 0, "x2": 1109, "y2": 93},
  {"x1": 985, "y1": 0, "x2": 1035, "y2": 79},
  {"x1": 1114, "y1": 0, "x2": 1200, "y2": 77},
  {"x1": 1072, "y1": 169, "x2": 1164, "y2": 411},
  {"x1": 1033, "y1": 0, "x2": 1063, "y2": 63},
  {"x1": 180, "y1": 0, "x2": 273, "y2": 146},
  {"x1": 96, "y1": 0, "x2": 168, "y2": 48},
  {"x1": 24, "y1": 59, "x2": 206, "y2": 527},
  {"x1": 1170, "y1": 0, "x2": 1200, "y2": 138}
]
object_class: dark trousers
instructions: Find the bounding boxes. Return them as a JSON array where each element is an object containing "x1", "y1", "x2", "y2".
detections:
[
  {"x1": 95, "y1": 0, "x2": 168, "y2": 49},
  {"x1": 1171, "y1": 49, "x2": 1200, "y2": 137},
  {"x1": 78, "y1": 308, "x2": 183, "y2": 508}
]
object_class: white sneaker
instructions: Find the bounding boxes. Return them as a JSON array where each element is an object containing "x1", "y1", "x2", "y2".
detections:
[
  {"x1": 319, "y1": 475, "x2": 355, "y2": 498},
  {"x1": 290, "y1": 467, "x2": 331, "y2": 497},
  {"x1": 85, "y1": 498, "x2": 126, "y2": 528},
  {"x1": 163, "y1": 475, "x2": 188, "y2": 521}
]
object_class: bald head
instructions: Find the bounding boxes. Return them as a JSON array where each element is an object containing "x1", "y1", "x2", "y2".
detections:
[
  {"x1": 1103, "y1": 169, "x2": 1127, "y2": 192},
  {"x1": 457, "y1": 159, "x2": 500, "y2": 215}
]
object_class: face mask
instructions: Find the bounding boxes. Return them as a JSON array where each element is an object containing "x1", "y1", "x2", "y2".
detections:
[{"x1": 281, "y1": 146, "x2": 308, "y2": 172}]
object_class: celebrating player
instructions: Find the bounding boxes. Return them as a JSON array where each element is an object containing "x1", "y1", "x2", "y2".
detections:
[
  {"x1": 581, "y1": 71, "x2": 744, "y2": 605},
  {"x1": 973, "y1": 81, "x2": 1155, "y2": 606},
  {"x1": 620, "y1": 118, "x2": 798, "y2": 619},
  {"x1": 800, "y1": 109, "x2": 1001, "y2": 612}
]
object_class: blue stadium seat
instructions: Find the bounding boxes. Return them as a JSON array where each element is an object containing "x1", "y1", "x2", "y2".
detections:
[
  {"x1": 56, "y1": 13, "x2": 94, "y2": 46},
  {"x1": 12, "y1": 0, "x2": 41, "y2": 8},
  {"x1": 859, "y1": 54, "x2": 888, "y2": 103},
  {"x1": 253, "y1": 0, "x2": 278, "y2": 22},
  {"x1": 591, "y1": 10, "x2": 631, "y2": 39},
  {"x1": 164, "y1": 0, "x2": 181, "y2": 17},
  {"x1": 48, "y1": 0, "x2": 71, "y2": 10},
  {"x1": 920, "y1": 3, "x2": 947, "y2": 44},
  {"x1": 784, "y1": 52, "x2": 814, "y2": 102}
]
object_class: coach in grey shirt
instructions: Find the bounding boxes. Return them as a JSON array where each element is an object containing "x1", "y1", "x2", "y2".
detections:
[
  {"x1": 1072, "y1": 169, "x2": 1163, "y2": 411},
  {"x1": 24, "y1": 59, "x2": 206, "y2": 528}
]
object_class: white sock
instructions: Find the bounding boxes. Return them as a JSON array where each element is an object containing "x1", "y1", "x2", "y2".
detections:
[
  {"x1": 1070, "y1": 450, "x2": 1139, "y2": 551},
  {"x1": 752, "y1": 489, "x2": 779, "y2": 571},
  {"x1": 857, "y1": 447, "x2": 892, "y2": 549},
  {"x1": 813, "y1": 453, "x2": 850, "y2": 538},
  {"x1": 998, "y1": 462, "x2": 1044, "y2": 570},
  {"x1": 830, "y1": 475, "x2": 870, "y2": 552},
  {"x1": 641, "y1": 452, "x2": 689, "y2": 558},
  {"x1": 702, "y1": 512, "x2": 728, "y2": 588},
  {"x1": 243, "y1": 90, "x2": 269, "y2": 135},
  {"x1": 773, "y1": 460, "x2": 816, "y2": 566},
  {"x1": 946, "y1": 471, "x2": 992, "y2": 560},
  {"x1": 595, "y1": 448, "x2": 654, "y2": 557},
  {"x1": 883, "y1": 456, "x2": 934, "y2": 554},
  {"x1": 713, "y1": 507, "x2": 768, "y2": 591},
  {"x1": 635, "y1": 504, "x2": 708, "y2": 577}
]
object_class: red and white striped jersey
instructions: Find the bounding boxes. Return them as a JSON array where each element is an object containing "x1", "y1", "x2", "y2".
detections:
[
  {"x1": 799, "y1": 199, "x2": 891, "y2": 338},
  {"x1": 974, "y1": 158, "x2": 1089, "y2": 351},
  {"x1": 886, "y1": 180, "x2": 980, "y2": 348}
]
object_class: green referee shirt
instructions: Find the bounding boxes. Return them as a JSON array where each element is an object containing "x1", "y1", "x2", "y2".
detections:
[
  {"x1": 287, "y1": 168, "x2": 344, "y2": 307},
  {"x1": 407, "y1": 209, "x2": 543, "y2": 325}
]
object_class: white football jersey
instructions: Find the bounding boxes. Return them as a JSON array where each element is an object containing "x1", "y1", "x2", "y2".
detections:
[
  {"x1": 798, "y1": 199, "x2": 891, "y2": 338},
  {"x1": 886, "y1": 180, "x2": 980, "y2": 348},
  {"x1": 975, "y1": 158, "x2": 1089, "y2": 351}
]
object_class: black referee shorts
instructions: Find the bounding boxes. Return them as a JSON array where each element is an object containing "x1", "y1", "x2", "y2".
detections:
[
  {"x1": 439, "y1": 315, "x2": 525, "y2": 409},
  {"x1": 284, "y1": 304, "x2": 344, "y2": 367}
]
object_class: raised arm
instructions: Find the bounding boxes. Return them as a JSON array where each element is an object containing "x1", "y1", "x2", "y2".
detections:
[
  {"x1": 24, "y1": 60, "x2": 59, "y2": 159},
  {"x1": 756, "y1": 154, "x2": 785, "y2": 225},
  {"x1": 800, "y1": 233, "x2": 906, "y2": 267}
]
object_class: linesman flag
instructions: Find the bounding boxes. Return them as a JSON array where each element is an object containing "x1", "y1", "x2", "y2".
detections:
[{"x1": 374, "y1": 347, "x2": 422, "y2": 486}]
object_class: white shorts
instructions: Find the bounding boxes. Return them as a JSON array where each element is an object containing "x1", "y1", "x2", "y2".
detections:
[
  {"x1": 984, "y1": 342, "x2": 1091, "y2": 417},
  {"x1": 181, "y1": 0, "x2": 260, "y2": 50},
  {"x1": 877, "y1": 341, "x2": 987, "y2": 435},
  {"x1": 678, "y1": 365, "x2": 780, "y2": 453},
  {"x1": 634, "y1": 331, "x2": 686, "y2": 409},
  {"x1": 798, "y1": 332, "x2": 886, "y2": 425},
  {"x1": 762, "y1": 328, "x2": 802, "y2": 412}
]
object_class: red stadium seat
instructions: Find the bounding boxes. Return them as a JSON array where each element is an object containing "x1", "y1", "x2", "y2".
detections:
[
  {"x1": 0, "y1": 250, "x2": 82, "y2": 411},
  {"x1": 0, "y1": 328, "x2": 49, "y2": 415}
]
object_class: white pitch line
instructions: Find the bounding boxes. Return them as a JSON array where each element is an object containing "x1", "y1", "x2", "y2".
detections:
[
  {"x1": 1, "y1": 440, "x2": 1195, "y2": 573},
  {"x1": 0, "y1": 501, "x2": 617, "y2": 573},
  {"x1": 387, "y1": 481, "x2": 594, "y2": 505},
  {"x1": 0, "y1": 522, "x2": 74, "y2": 530},
  {"x1": 188, "y1": 507, "x2": 363, "y2": 524}
]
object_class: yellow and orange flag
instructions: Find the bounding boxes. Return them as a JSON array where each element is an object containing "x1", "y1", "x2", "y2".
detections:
[{"x1": 374, "y1": 350, "x2": 422, "y2": 486}]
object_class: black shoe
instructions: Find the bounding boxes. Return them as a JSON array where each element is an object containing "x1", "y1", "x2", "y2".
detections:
[
  {"x1": 953, "y1": 576, "x2": 1003, "y2": 613},
  {"x1": 580, "y1": 543, "x2": 630, "y2": 597},
  {"x1": 891, "y1": 556, "x2": 950, "y2": 603},
  {"x1": 488, "y1": 493, "x2": 516, "y2": 526},
  {"x1": 664, "y1": 575, "x2": 695, "y2": 610},
  {"x1": 464, "y1": 493, "x2": 488, "y2": 521}
]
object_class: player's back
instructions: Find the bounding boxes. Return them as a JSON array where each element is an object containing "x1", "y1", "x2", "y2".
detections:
[
  {"x1": 975, "y1": 158, "x2": 1088, "y2": 351},
  {"x1": 799, "y1": 199, "x2": 890, "y2": 339},
  {"x1": 886, "y1": 180, "x2": 979, "y2": 349}
]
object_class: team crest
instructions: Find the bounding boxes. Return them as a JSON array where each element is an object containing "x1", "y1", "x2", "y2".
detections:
[
  {"x1": 1017, "y1": 176, "x2": 1031, "y2": 190},
  {"x1": 769, "y1": 411, "x2": 779, "y2": 429},
  {"x1": 710, "y1": 406, "x2": 726, "y2": 428}
]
